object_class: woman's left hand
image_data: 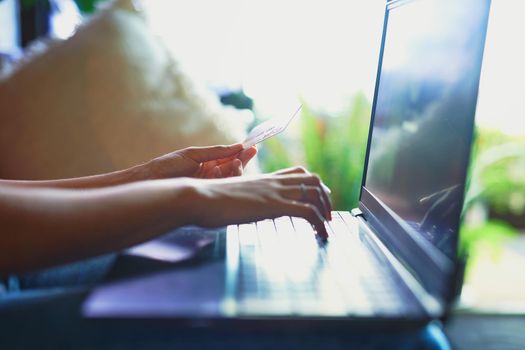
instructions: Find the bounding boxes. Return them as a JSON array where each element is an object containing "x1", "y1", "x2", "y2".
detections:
[{"x1": 145, "y1": 144, "x2": 257, "y2": 180}]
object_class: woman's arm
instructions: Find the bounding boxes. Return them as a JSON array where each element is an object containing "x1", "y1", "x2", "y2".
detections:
[
  {"x1": 0, "y1": 170, "x2": 330, "y2": 276},
  {"x1": 0, "y1": 179, "x2": 195, "y2": 274},
  {"x1": 0, "y1": 163, "x2": 149, "y2": 189},
  {"x1": 0, "y1": 144, "x2": 257, "y2": 189}
]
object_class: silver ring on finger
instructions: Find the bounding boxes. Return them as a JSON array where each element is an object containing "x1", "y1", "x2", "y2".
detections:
[{"x1": 301, "y1": 183, "x2": 307, "y2": 202}]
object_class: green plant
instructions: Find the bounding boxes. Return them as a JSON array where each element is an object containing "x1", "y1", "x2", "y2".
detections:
[
  {"x1": 457, "y1": 128, "x2": 524, "y2": 274},
  {"x1": 301, "y1": 94, "x2": 371, "y2": 210},
  {"x1": 474, "y1": 129, "x2": 525, "y2": 216},
  {"x1": 259, "y1": 136, "x2": 293, "y2": 173},
  {"x1": 460, "y1": 219, "x2": 517, "y2": 277}
]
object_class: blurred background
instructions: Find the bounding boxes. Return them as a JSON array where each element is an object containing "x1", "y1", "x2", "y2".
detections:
[{"x1": 1, "y1": 0, "x2": 524, "y2": 344}]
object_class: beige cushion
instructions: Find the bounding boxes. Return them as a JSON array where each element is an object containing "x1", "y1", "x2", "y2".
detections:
[{"x1": 0, "y1": 0, "x2": 251, "y2": 180}]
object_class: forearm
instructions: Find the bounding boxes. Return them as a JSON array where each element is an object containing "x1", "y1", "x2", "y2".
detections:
[
  {"x1": 0, "y1": 163, "x2": 149, "y2": 189},
  {"x1": 0, "y1": 179, "x2": 195, "y2": 275}
]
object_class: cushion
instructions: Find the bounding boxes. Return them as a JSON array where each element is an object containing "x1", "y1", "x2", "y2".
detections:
[{"x1": 0, "y1": 0, "x2": 251, "y2": 180}]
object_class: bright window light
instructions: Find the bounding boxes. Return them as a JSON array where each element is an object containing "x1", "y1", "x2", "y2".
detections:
[{"x1": 143, "y1": 0, "x2": 524, "y2": 134}]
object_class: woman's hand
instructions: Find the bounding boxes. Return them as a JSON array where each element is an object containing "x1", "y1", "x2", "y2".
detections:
[
  {"x1": 187, "y1": 169, "x2": 332, "y2": 238},
  {"x1": 146, "y1": 144, "x2": 257, "y2": 180}
]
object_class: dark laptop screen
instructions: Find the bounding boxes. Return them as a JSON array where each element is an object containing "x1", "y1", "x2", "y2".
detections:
[{"x1": 363, "y1": 0, "x2": 490, "y2": 259}]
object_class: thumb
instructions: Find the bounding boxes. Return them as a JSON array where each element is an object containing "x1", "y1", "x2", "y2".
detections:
[{"x1": 184, "y1": 144, "x2": 243, "y2": 163}]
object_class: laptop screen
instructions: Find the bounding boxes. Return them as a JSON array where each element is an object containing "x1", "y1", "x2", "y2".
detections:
[{"x1": 363, "y1": 0, "x2": 490, "y2": 259}]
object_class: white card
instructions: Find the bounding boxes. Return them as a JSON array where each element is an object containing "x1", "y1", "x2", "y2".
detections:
[{"x1": 242, "y1": 105, "x2": 302, "y2": 149}]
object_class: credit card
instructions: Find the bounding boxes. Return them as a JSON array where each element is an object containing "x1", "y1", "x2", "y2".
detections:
[{"x1": 242, "y1": 105, "x2": 302, "y2": 149}]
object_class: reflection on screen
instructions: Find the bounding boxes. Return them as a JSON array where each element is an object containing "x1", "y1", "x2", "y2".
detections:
[{"x1": 365, "y1": 0, "x2": 490, "y2": 258}]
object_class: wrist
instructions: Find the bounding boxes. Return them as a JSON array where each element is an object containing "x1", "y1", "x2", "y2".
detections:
[
  {"x1": 168, "y1": 178, "x2": 206, "y2": 226},
  {"x1": 178, "y1": 179, "x2": 213, "y2": 226},
  {"x1": 127, "y1": 161, "x2": 154, "y2": 182},
  {"x1": 140, "y1": 157, "x2": 173, "y2": 181}
]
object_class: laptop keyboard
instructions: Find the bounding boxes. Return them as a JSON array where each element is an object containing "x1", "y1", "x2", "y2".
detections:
[{"x1": 229, "y1": 211, "x2": 416, "y2": 316}]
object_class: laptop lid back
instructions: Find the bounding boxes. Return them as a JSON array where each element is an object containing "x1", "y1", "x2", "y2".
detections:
[{"x1": 359, "y1": 0, "x2": 491, "y2": 308}]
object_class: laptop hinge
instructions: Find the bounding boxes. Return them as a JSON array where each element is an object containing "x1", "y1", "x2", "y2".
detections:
[{"x1": 351, "y1": 208, "x2": 364, "y2": 218}]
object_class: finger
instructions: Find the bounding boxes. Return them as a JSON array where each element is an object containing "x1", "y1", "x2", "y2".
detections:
[
  {"x1": 321, "y1": 187, "x2": 332, "y2": 220},
  {"x1": 272, "y1": 166, "x2": 309, "y2": 176},
  {"x1": 272, "y1": 168, "x2": 331, "y2": 195},
  {"x1": 204, "y1": 163, "x2": 220, "y2": 179},
  {"x1": 198, "y1": 160, "x2": 218, "y2": 178},
  {"x1": 282, "y1": 186, "x2": 330, "y2": 221},
  {"x1": 274, "y1": 173, "x2": 318, "y2": 185},
  {"x1": 194, "y1": 164, "x2": 204, "y2": 178},
  {"x1": 279, "y1": 173, "x2": 331, "y2": 195},
  {"x1": 272, "y1": 166, "x2": 332, "y2": 194},
  {"x1": 184, "y1": 144, "x2": 243, "y2": 163},
  {"x1": 277, "y1": 174, "x2": 332, "y2": 219},
  {"x1": 315, "y1": 188, "x2": 331, "y2": 221},
  {"x1": 321, "y1": 183, "x2": 332, "y2": 195},
  {"x1": 215, "y1": 155, "x2": 237, "y2": 166},
  {"x1": 283, "y1": 200, "x2": 328, "y2": 239},
  {"x1": 237, "y1": 146, "x2": 257, "y2": 167},
  {"x1": 217, "y1": 158, "x2": 243, "y2": 177},
  {"x1": 214, "y1": 146, "x2": 256, "y2": 167},
  {"x1": 213, "y1": 166, "x2": 222, "y2": 178},
  {"x1": 231, "y1": 159, "x2": 243, "y2": 176}
]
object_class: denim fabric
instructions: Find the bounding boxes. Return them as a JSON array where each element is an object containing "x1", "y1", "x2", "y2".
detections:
[{"x1": 17, "y1": 254, "x2": 117, "y2": 289}]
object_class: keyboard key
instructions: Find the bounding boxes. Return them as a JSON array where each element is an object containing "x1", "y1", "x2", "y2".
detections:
[
  {"x1": 238, "y1": 223, "x2": 259, "y2": 246},
  {"x1": 232, "y1": 215, "x2": 409, "y2": 316}
]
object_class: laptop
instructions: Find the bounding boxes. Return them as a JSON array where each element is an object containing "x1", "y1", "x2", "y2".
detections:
[{"x1": 83, "y1": 0, "x2": 491, "y2": 327}]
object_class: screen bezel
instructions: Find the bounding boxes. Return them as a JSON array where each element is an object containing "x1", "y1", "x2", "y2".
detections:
[{"x1": 358, "y1": 0, "x2": 491, "y2": 303}]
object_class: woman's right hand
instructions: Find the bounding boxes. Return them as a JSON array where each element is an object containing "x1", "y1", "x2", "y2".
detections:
[{"x1": 187, "y1": 167, "x2": 332, "y2": 238}]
